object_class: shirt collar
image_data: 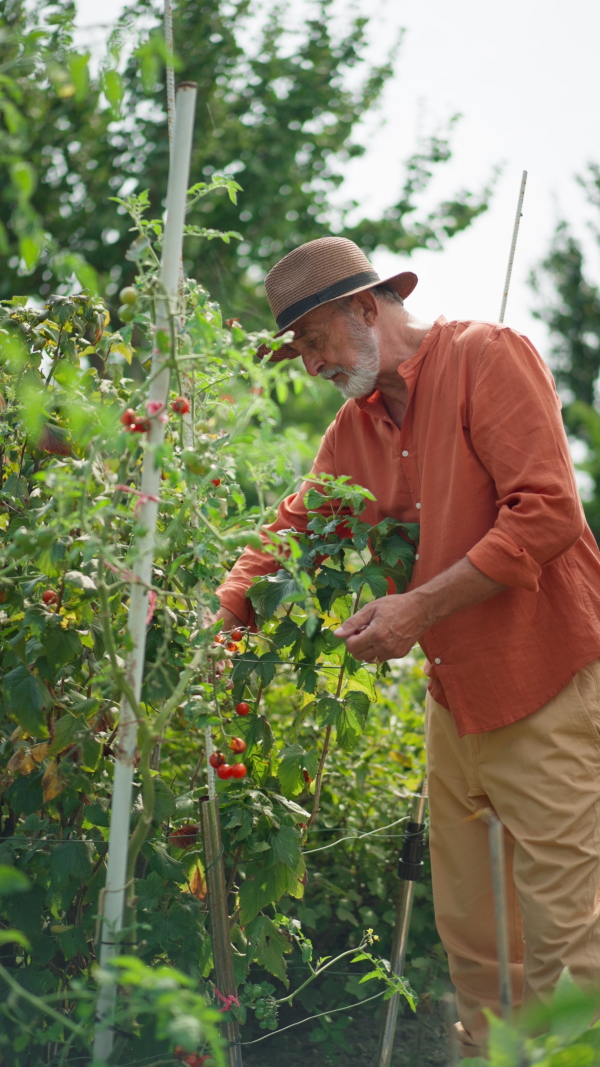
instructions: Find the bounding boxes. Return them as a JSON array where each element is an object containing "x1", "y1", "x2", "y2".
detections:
[{"x1": 355, "y1": 315, "x2": 447, "y2": 418}]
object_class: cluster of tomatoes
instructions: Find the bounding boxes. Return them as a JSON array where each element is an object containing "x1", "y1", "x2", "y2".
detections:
[
  {"x1": 209, "y1": 732, "x2": 247, "y2": 780},
  {"x1": 119, "y1": 395, "x2": 191, "y2": 434},
  {"x1": 213, "y1": 626, "x2": 244, "y2": 656},
  {"x1": 173, "y1": 1049, "x2": 213, "y2": 1066}
]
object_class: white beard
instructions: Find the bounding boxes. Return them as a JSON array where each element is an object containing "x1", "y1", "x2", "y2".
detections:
[{"x1": 320, "y1": 327, "x2": 381, "y2": 399}]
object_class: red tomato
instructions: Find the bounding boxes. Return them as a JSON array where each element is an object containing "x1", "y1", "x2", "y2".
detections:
[
  {"x1": 226, "y1": 641, "x2": 239, "y2": 653},
  {"x1": 235, "y1": 702, "x2": 250, "y2": 716},
  {"x1": 216, "y1": 763, "x2": 233, "y2": 780},
  {"x1": 211, "y1": 477, "x2": 221, "y2": 487},
  {"x1": 230, "y1": 763, "x2": 247, "y2": 779},
  {"x1": 209, "y1": 751, "x2": 225, "y2": 768},
  {"x1": 120, "y1": 408, "x2": 137, "y2": 426},
  {"x1": 132, "y1": 417, "x2": 151, "y2": 433},
  {"x1": 231, "y1": 628, "x2": 244, "y2": 641},
  {"x1": 42, "y1": 589, "x2": 58, "y2": 605},
  {"x1": 230, "y1": 737, "x2": 246, "y2": 754},
  {"x1": 171, "y1": 396, "x2": 190, "y2": 415}
]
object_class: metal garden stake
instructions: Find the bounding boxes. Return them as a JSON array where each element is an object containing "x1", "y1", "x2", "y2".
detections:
[
  {"x1": 93, "y1": 82, "x2": 198, "y2": 1061},
  {"x1": 499, "y1": 170, "x2": 528, "y2": 323},
  {"x1": 480, "y1": 809, "x2": 513, "y2": 1019},
  {"x1": 376, "y1": 783, "x2": 428, "y2": 1067}
]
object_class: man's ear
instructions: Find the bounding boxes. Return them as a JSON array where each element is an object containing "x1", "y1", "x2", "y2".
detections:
[{"x1": 353, "y1": 288, "x2": 379, "y2": 325}]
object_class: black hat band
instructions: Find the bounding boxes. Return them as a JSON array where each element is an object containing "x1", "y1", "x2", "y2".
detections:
[{"x1": 275, "y1": 269, "x2": 380, "y2": 331}]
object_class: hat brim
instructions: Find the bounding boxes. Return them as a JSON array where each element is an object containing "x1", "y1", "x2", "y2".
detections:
[{"x1": 256, "y1": 269, "x2": 418, "y2": 362}]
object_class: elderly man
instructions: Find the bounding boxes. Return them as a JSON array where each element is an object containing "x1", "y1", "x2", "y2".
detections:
[{"x1": 216, "y1": 236, "x2": 600, "y2": 1058}]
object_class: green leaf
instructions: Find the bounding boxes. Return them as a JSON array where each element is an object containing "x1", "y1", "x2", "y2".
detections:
[
  {"x1": 548, "y1": 968, "x2": 597, "y2": 1046},
  {"x1": 0, "y1": 929, "x2": 30, "y2": 949},
  {"x1": 45, "y1": 627, "x2": 83, "y2": 668},
  {"x1": 144, "y1": 842, "x2": 185, "y2": 883},
  {"x1": 244, "y1": 715, "x2": 274, "y2": 756},
  {"x1": 248, "y1": 571, "x2": 303, "y2": 618},
  {"x1": 245, "y1": 915, "x2": 290, "y2": 986},
  {"x1": 356, "y1": 563, "x2": 390, "y2": 599},
  {"x1": 68, "y1": 51, "x2": 90, "y2": 101},
  {"x1": 49, "y1": 840, "x2": 94, "y2": 890},
  {"x1": 277, "y1": 744, "x2": 305, "y2": 796},
  {"x1": 48, "y1": 713, "x2": 80, "y2": 757},
  {"x1": 3, "y1": 665, "x2": 51, "y2": 737},
  {"x1": 153, "y1": 777, "x2": 177, "y2": 824},
  {"x1": 79, "y1": 731, "x2": 101, "y2": 772},
  {"x1": 102, "y1": 69, "x2": 123, "y2": 114},
  {"x1": 344, "y1": 690, "x2": 370, "y2": 727},
  {"x1": 255, "y1": 651, "x2": 281, "y2": 686},
  {"x1": 335, "y1": 703, "x2": 364, "y2": 752},
  {"x1": 272, "y1": 616, "x2": 302, "y2": 651},
  {"x1": 231, "y1": 651, "x2": 260, "y2": 686},
  {"x1": 0, "y1": 865, "x2": 31, "y2": 895},
  {"x1": 269, "y1": 825, "x2": 302, "y2": 869},
  {"x1": 2, "y1": 473, "x2": 29, "y2": 502},
  {"x1": 11, "y1": 161, "x2": 36, "y2": 200},
  {"x1": 315, "y1": 696, "x2": 342, "y2": 727}
]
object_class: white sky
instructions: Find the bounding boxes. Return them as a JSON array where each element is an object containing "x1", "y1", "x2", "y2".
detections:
[{"x1": 74, "y1": 0, "x2": 600, "y2": 359}]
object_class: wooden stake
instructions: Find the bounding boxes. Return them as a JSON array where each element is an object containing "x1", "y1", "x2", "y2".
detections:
[{"x1": 200, "y1": 797, "x2": 243, "y2": 1067}]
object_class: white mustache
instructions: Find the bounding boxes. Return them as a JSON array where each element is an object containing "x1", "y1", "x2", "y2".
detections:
[{"x1": 320, "y1": 366, "x2": 346, "y2": 380}]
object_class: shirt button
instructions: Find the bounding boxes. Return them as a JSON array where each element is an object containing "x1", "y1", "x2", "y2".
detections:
[
  {"x1": 415, "y1": 502, "x2": 421, "y2": 509},
  {"x1": 401, "y1": 450, "x2": 409, "y2": 457},
  {"x1": 415, "y1": 553, "x2": 419, "y2": 560},
  {"x1": 434, "y1": 657, "x2": 442, "y2": 665}
]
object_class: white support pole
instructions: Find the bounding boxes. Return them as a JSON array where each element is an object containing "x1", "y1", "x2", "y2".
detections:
[
  {"x1": 498, "y1": 170, "x2": 527, "y2": 324},
  {"x1": 93, "y1": 82, "x2": 197, "y2": 1062}
]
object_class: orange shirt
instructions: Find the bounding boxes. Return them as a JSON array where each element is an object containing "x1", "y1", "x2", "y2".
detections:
[{"x1": 218, "y1": 317, "x2": 600, "y2": 735}]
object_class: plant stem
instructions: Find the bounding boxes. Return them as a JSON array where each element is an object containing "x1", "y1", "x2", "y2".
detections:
[
  {"x1": 276, "y1": 944, "x2": 366, "y2": 1007},
  {"x1": 307, "y1": 649, "x2": 348, "y2": 831},
  {"x1": 0, "y1": 964, "x2": 86, "y2": 1036}
]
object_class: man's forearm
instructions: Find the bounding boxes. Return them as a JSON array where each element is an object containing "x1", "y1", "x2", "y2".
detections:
[
  {"x1": 410, "y1": 557, "x2": 507, "y2": 631},
  {"x1": 335, "y1": 557, "x2": 507, "y2": 662}
]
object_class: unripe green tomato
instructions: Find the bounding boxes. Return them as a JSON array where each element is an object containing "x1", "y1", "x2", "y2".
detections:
[
  {"x1": 13, "y1": 527, "x2": 32, "y2": 547},
  {"x1": 182, "y1": 449, "x2": 210, "y2": 476},
  {"x1": 215, "y1": 485, "x2": 229, "y2": 499},
  {"x1": 207, "y1": 645, "x2": 227, "y2": 661},
  {"x1": 118, "y1": 303, "x2": 136, "y2": 323},
  {"x1": 36, "y1": 527, "x2": 55, "y2": 549},
  {"x1": 119, "y1": 286, "x2": 138, "y2": 305}
]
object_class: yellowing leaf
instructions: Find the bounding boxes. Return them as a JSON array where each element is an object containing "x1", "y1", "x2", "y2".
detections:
[
  {"x1": 111, "y1": 341, "x2": 133, "y2": 365},
  {"x1": 31, "y1": 742, "x2": 49, "y2": 763},
  {"x1": 7, "y1": 749, "x2": 36, "y2": 775},
  {"x1": 42, "y1": 760, "x2": 65, "y2": 803},
  {"x1": 187, "y1": 861, "x2": 207, "y2": 901}
]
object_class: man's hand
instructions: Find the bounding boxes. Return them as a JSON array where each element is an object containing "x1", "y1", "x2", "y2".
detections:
[
  {"x1": 334, "y1": 557, "x2": 507, "y2": 663},
  {"x1": 334, "y1": 593, "x2": 426, "y2": 662}
]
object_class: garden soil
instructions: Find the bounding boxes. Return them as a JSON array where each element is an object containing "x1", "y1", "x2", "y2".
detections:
[{"x1": 241, "y1": 998, "x2": 453, "y2": 1066}]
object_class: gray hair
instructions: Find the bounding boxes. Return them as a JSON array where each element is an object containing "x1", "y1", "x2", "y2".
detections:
[{"x1": 336, "y1": 283, "x2": 404, "y2": 320}]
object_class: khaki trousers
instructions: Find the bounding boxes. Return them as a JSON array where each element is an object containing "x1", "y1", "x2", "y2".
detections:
[{"x1": 425, "y1": 659, "x2": 600, "y2": 1057}]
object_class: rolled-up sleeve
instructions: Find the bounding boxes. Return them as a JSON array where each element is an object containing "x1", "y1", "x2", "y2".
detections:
[
  {"x1": 466, "y1": 330, "x2": 585, "y2": 591},
  {"x1": 217, "y1": 423, "x2": 338, "y2": 621}
]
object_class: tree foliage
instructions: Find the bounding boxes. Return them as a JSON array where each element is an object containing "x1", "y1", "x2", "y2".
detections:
[
  {"x1": 531, "y1": 164, "x2": 600, "y2": 540},
  {"x1": 0, "y1": 0, "x2": 492, "y2": 320}
]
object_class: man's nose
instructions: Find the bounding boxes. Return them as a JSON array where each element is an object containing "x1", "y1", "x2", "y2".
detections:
[{"x1": 301, "y1": 352, "x2": 323, "y2": 377}]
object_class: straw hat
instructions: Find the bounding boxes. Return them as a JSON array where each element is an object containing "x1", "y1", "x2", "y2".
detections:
[{"x1": 258, "y1": 236, "x2": 418, "y2": 360}]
